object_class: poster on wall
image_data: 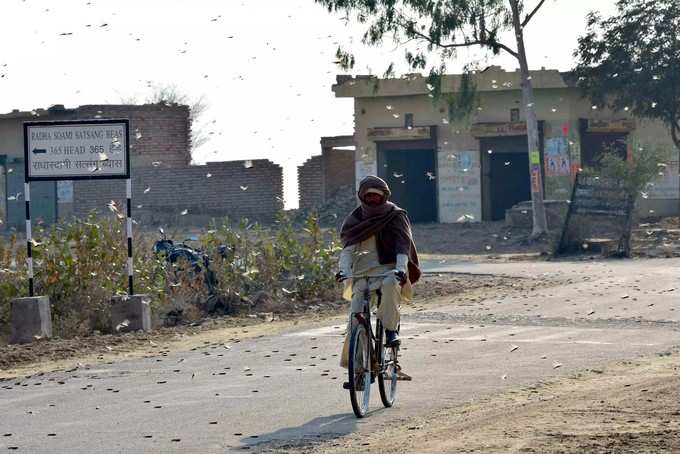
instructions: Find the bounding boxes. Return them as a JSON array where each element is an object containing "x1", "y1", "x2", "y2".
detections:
[
  {"x1": 545, "y1": 137, "x2": 570, "y2": 177},
  {"x1": 56, "y1": 180, "x2": 74, "y2": 203},
  {"x1": 437, "y1": 150, "x2": 482, "y2": 223}
]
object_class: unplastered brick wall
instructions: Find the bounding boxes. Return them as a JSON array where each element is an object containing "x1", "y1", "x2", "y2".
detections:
[
  {"x1": 323, "y1": 148, "x2": 354, "y2": 200},
  {"x1": 298, "y1": 155, "x2": 324, "y2": 210},
  {"x1": 73, "y1": 159, "x2": 283, "y2": 224},
  {"x1": 75, "y1": 104, "x2": 191, "y2": 169}
]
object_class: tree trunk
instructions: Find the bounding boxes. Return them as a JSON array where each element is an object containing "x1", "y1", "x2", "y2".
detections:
[
  {"x1": 509, "y1": 0, "x2": 549, "y2": 240},
  {"x1": 621, "y1": 195, "x2": 636, "y2": 258}
]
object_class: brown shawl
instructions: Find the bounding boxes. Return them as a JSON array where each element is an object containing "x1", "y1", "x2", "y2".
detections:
[{"x1": 340, "y1": 176, "x2": 421, "y2": 284}]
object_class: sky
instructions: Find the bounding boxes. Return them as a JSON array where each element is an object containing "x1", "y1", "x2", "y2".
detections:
[{"x1": 0, "y1": 0, "x2": 619, "y2": 208}]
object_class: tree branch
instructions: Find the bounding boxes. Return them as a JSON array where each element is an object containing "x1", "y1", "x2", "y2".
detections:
[
  {"x1": 407, "y1": 27, "x2": 518, "y2": 59},
  {"x1": 390, "y1": 35, "x2": 419, "y2": 52},
  {"x1": 485, "y1": 34, "x2": 520, "y2": 59},
  {"x1": 521, "y1": 0, "x2": 547, "y2": 28}
]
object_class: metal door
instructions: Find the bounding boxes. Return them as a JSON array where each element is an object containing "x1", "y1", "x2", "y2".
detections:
[
  {"x1": 378, "y1": 149, "x2": 437, "y2": 223},
  {"x1": 489, "y1": 152, "x2": 531, "y2": 220},
  {"x1": 481, "y1": 136, "x2": 533, "y2": 221},
  {"x1": 7, "y1": 159, "x2": 57, "y2": 228}
]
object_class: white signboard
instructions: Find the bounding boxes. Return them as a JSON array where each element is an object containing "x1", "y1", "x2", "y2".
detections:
[
  {"x1": 56, "y1": 181, "x2": 74, "y2": 203},
  {"x1": 355, "y1": 159, "x2": 377, "y2": 190},
  {"x1": 438, "y1": 150, "x2": 482, "y2": 223},
  {"x1": 24, "y1": 120, "x2": 129, "y2": 181}
]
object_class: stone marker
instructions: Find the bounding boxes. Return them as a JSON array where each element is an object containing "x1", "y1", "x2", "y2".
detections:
[
  {"x1": 10, "y1": 296, "x2": 52, "y2": 344},
  {"x1": 111, "y1": 295, "x2": 151, "y2": 333}
]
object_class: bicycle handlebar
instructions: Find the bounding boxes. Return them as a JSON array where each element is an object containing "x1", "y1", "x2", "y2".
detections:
[{"x1": 343, "y1": 272, "x2": 394, "y2": 279}]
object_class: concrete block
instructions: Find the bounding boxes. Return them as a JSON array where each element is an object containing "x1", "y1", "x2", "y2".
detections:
[
  {"x1": 506, "y1": 200, "x2": 570, "y2": 230},
  {"x1": 111, "y1": 295, "x2": 151, "y2": 333},
  {"x1": 10, "y1": 296, "x2": 52, "y2": 344}
]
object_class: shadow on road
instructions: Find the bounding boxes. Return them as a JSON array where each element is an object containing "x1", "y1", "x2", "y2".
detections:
[{"x1": 239, "y1": 411, "x2": 371, "y2": 452}]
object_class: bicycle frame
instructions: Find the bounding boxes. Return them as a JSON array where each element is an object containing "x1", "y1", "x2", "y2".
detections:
[{"x1": 352, "y1": 284, "x2": 384, "y2": 376}]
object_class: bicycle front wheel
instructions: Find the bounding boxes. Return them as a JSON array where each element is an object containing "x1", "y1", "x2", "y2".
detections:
[
  {"x1": 377, "y1": 324, "x2": 398, "y2": 407},
  {"x1": 348, "y1": 322, "x2": 371, "y2": 418}
]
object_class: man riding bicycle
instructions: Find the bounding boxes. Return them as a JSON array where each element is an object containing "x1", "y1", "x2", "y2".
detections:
[{"x1": 336, "y1": 175, "x2": 421, "y2": 369}]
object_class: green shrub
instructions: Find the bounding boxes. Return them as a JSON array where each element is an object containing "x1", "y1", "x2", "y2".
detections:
[
  {"x1": 0, "y1": 212, "x2": 341, "y2": 339},
  {"x1": 201, "y1": 212, "x2": 342, "y2": 303}
]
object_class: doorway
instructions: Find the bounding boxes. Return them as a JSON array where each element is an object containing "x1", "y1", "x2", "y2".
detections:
[
  {"x1": 481, "y1": 136, "x2": 533, "y2": 221},
  {"x1": 377, "y1": 148, "x2": 437, "y2": 223},
  {"x1": 579, "y1": 120, "x2": 628, "y2": 168}
]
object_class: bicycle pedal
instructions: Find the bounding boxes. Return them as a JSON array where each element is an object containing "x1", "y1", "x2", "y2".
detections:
[{"x1": 396, "y1": 370, "x2": 412, "y2": 381}]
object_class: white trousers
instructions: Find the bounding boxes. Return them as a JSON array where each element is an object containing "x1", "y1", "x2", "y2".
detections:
[
  {"x1": 340, "y1": 275, "x2": 402, "y2": 368},
  {"x1": 350, "y1": 275, "x2": 401, "y2": 331}
]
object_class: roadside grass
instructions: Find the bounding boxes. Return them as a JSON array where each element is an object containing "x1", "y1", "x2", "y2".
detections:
[{"x1": 0, "y1": 212, "x2": 341, "y2": 342}]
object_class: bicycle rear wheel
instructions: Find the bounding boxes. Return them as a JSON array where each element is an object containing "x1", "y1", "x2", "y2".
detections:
[
  {"x1": 377, "y1": 324, "x2": 398, "y2": 407},
  {"x1": 348, "y1": 322, "x2": 371, "y2": 418}
]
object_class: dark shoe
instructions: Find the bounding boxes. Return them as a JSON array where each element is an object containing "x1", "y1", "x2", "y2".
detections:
[
  {"x1": 385, "y1": 330, "x2": 401, "y2": 347},
  {"x1": 343, "y1": 379, "x2": 365, "y2": 391}
]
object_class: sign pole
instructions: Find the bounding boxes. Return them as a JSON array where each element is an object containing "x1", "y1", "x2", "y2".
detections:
[
  {"x1": 557, "y1": 172, "x2": 579, "y2": 255},
  {"x1": 24, "y1": 182, "x2": 34, "y2": 297},
  {"x1": 126, "y1": 178, "x2": 134, "y2": 295}
]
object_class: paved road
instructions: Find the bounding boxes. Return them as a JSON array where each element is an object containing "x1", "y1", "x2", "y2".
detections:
[{"x1": 2, "y1": 258, "x2": 680, "y2": 453}]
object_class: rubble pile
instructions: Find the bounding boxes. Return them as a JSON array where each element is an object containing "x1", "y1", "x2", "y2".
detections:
[
  {"x1": 294, "y1": 185, "x2": 357, "y2": 228},
  {"x1": 633, "y1": 217, "x2": 680, "y2": 258}
]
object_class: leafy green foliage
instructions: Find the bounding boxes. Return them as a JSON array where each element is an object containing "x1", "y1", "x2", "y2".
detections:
[
  {"x1": 573, "y1": 0, "x2": 680, "y2": 150},
  {"x1": 317, "y1": 0, "x2": 514, "y2": 60},
  {"x1": 588, "y1": 144, "x2": 672, "y2": 198},
  {"x1": 0, "y1": 214, "x2": 341, "y2": 340},
  {"x1": 203, "y1": 213, "x2": 341, "y2": 302},
  {"x1": 427, "y1": 68, "x2": 479, "y2": 122},
  {"x1": 581, "y1": 144, "x2": 672, "y2": 256},
  {"x1": 0, "y1": 213, "x2": 167, "y2": 337}
]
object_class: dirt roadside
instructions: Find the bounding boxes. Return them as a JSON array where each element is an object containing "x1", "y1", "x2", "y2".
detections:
[
  {"x1": 0, "y1": 272, "x2": 556, "y2": 379},
  {"x1": 283, "y1": 350, "x2": 680, "y2": 454}
]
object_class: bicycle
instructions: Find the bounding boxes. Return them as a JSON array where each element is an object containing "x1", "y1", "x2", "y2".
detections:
[{"x1": 343, "y1": 273, "x2": 407, "y2": 418}]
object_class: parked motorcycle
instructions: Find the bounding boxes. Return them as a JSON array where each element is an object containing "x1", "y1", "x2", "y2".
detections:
[{"x1": 153, "y1": 228, "x2": 230, "y2": 318}]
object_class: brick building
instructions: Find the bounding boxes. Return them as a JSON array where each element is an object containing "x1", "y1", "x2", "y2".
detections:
[
  {"x1": 334, "y1": 67, "x2": 679, "y2": 223},
  {"x1": 0, "y1": 104, "x2": 283, "y2": 229},
  {"x1": 297, "y1": 135, "x2": 355, "y2": 210}
]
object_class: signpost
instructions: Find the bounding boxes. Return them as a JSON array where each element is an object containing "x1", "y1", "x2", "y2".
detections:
[{"x1": 23, "y1": 119, "x2": 133, "y2": 295}]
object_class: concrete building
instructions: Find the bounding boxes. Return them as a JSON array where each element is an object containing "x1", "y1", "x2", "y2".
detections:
[
  {"x1": 0, "y1": 104, "x2": 283, "y2": 229},
  {"x1": 298, "y1": 135, "x2": 355, "y2": 210},
  {"x1": 333, "y1": 66, "x2": 679, "y2": 223}
]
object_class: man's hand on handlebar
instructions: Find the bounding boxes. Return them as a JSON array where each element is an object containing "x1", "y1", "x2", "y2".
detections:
[{"x1": 393, "y1": 270, "x2": 407, "y2": 285}]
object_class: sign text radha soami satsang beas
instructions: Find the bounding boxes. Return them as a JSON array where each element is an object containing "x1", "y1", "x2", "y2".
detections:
[{"x1": 25, "y1": 120, "x2": 129, "y2": 180}]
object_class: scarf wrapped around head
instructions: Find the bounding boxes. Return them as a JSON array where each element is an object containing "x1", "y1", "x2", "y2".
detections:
[
  {"x1": 340, "y1": 175, "x2": 421, "y2": 284},
  {"x1": 358, "y1": 175, "x2": 394, "y2": 218}
]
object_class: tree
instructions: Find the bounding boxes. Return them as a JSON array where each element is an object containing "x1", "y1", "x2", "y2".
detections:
[
  {"x1": 590, "y1": 144, "x2": 671, "y2": 256},
  {"x1": 573, "y1": 0, "x2": 680, "y2": 152},
  {"x1": 146, "y1": 84, "x2": 210, "y2": 155},
  {"x1": 316, "y1": 0, "x2": 551, "y2": 239}
]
